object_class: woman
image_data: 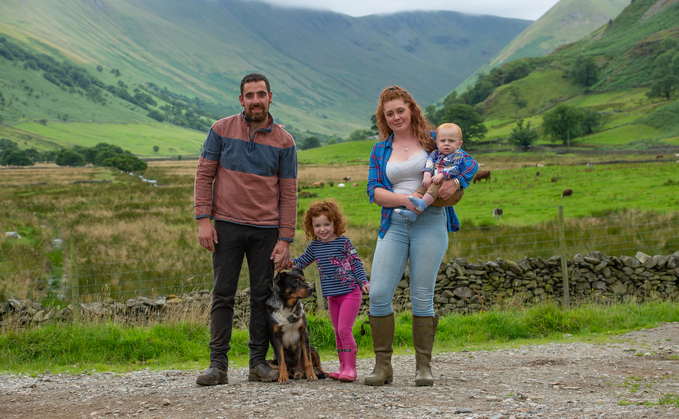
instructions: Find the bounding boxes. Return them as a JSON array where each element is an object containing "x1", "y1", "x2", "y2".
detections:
[{"x1": 365, "y1": 86, "x2": 478, "y2": 386}]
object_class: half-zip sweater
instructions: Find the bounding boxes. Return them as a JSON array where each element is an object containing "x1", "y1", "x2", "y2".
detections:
[{"x1": 194, "y1": 112, "x2": 298, "y2": 242}]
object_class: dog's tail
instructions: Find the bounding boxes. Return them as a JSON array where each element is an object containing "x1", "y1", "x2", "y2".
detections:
[{"x1": 360, "y1": 312, "x2": 371, "y2": 336}]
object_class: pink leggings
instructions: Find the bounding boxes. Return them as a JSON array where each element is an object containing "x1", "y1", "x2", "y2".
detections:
[{"x1": 327, "y1": 286, "x2": 362, "y2": 349}]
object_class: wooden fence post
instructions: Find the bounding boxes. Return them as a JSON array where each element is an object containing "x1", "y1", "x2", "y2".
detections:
[
  {"x1": 558, "y1": 206, "x2": 570, "y2": 308},
  {"x1": 70, "y1": 235, "x2": 80, "y2": 321}
]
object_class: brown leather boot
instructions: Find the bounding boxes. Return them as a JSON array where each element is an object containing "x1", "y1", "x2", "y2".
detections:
[
  {"x1": 412, "y1": 315, "x2": 438, "y2": 386},
  {"x1": 364, "y1": 313, "x2": 394, "y2": 386}
]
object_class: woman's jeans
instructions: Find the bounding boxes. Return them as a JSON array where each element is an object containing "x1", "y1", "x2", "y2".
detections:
[
  {"x1": 328, "y1": 286, "x2": 362, "y2": 349},
  {"x1": 369, "y1": 206, "x2": 448, "y2": 317}
]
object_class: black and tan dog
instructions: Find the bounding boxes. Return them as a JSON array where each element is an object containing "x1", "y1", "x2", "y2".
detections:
[{"x1": 266, "y1": 267, "x2": 327, "y2": 383}]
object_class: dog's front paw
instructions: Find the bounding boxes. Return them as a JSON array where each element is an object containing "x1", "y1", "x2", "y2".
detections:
[
  {"x1": 306, "y1": 373, "x2": 318, "y2": 381},
  {"x1": 278, "y1": 375, "x2": 290, "y2": 384}
]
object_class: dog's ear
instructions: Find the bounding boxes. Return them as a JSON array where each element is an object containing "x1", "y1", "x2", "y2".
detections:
[
  {"x1": 274, "y1": 271, "x2": 287, "y2": 287},
  {"x1": 291, "y1": 267, "x2": 305, "y2": 278}
]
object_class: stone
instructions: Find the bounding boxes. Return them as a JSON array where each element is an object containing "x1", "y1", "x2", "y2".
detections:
[
  {"x1": 592, "y1": 281, "x2": 607, "y2": 291},
  {"x1": 635, "y1": 252, "x2": 652, "y2": 264},
  {"x1": 453, "y1": 287, "x2": 474, "y2": 298}
]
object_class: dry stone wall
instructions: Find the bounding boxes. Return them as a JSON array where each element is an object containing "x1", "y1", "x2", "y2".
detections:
[{"x1": 1, "y1": 251, "x2": 678, "y2": 328}]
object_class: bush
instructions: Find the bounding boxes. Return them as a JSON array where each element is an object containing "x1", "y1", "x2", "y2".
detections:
[
  {"x1": 508, "y1": 119, "x2": 538, "y2": 151},
  {"x1": 100, "y1": 154, "x2": 147, "y2": 172}
]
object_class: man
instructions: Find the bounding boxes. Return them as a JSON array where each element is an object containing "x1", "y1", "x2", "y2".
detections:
[{"x1": 193, "y1": 73, "x2": 297, "y2": 385}]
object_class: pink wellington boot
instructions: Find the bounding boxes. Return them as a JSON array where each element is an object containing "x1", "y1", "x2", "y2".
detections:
[
  {"x1": 338, "y1": 348, "x2": 357, "y2": 382},
  {"x1": 328, "y1": 349, "x2": 345, "y2": 380}
]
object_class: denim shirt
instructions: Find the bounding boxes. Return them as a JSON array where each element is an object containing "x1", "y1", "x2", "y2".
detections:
[{"x1": 367, "y1": 134, "x2": 478, "y2": 238}]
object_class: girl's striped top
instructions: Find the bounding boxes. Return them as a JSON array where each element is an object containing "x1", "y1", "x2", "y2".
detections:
[{"x1": 292, "y1": 236, "x2": 368, "y2": 297}]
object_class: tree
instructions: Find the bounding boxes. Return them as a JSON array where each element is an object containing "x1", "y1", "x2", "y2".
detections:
[
  {"x1": 508, "y1": 120, "x2": 538, "y2": 151},
  {"x1": 438, "y1": 104, "x2": 488, "y2": 143},
  {"x1": 571, "y1": 56, "x2": 600, "y2": 87},
  {"x1": 647, "y1": 50, "x2": 679, "y2": 101},
  {"x1": 96, "y1": 65, "x2": 103, "y2": 72},
  {"x1": 0, "y1": 138, "x2": 19, "y2": 151},
  {"x1": 348, "y1": 129, "x2": 371, "y2": 142},
  {"x1": 370, "y1": 114, "x2": 378, "y2": 133},
  {"x1": 541, "y1": 104, "x2": 584, "y2": 146},
  {"x1": 300, "y1": 137, "x2": 320, "y2": 150},
  {"x1": 153, "y1": 145, "x2": 160, "y2": 153},
  {"x1": 509, "y1": 88, "x2": 528, "y2": 117},
  {"x1": 55, "y1": 149, "x2": 86, "y2": 166},
  {"x1": 0, "y1": 149, "x2": 33, "y2": 166},
  {"x1": 504, "y1": 60, "x2": 532, "y2": 84},
  {"x1": 580, "y1": 109, "x2": 602, "y2": 135}
]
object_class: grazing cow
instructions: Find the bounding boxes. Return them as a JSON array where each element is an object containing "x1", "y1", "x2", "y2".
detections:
[
  {"x1": 473, "y1": 170, "x2": 491, "y2": 184},
  {"x1": 312, "y1": 181, "x2": 324, "y2": 188},
  {"x1": 562, "y1": 189, "x2": 573, "y2": 198},
  {"x1": 657, "y1": 154, "x2": 663, "y2": 159},
  {"x1": 492, "y1": 208, "x2": 503, "y2": 219},
  {"x1": 343, "y1": 176, "x2": 351, "y2": 181}
]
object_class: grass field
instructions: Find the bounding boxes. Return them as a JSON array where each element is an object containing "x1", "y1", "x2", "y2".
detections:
[
  {"x1": 1, "y1": 155, "x2": 678, "y2": 303},
  {"x1": 1, "y1": 301, "x2": 678, "y2": 373}
]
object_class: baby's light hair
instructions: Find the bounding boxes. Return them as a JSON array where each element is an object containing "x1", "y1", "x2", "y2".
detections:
[
  {"x1": 303, "y1": 199, "x2": 347, "y2": 240},
  {"x1": 437, "y1": 123, "x2": 463, "y2": 141}
]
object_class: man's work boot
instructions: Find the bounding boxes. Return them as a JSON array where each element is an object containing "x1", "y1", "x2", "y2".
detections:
[
  {"x1": 196, "y1": 367, "x2": 228, "y2": 386},
  {"x1": 364, "y1": 313, "x2": 395, "y2": 386},
  {"x1": 248, "y1": 363, "x2": 279, "y2": 382}
]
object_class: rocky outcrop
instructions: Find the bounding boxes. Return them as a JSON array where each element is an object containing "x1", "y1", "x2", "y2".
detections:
[{"x1": 2, "y1": 251, "x2": 678, "y2": 328}]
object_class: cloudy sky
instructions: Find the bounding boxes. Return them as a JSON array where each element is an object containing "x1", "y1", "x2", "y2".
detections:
[{"x1": 254, "y1": 0, "x2": 562, "y2": 20}]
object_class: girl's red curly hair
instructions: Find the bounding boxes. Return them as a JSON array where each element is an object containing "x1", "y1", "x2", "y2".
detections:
[{"x1": 303, "y1": 200, "x2": 346, "y2": 241}]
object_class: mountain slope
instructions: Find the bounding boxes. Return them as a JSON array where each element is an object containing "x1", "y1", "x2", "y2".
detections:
[
  {"x1": 452, "y1": 0, "x2": 630, "y2": 95},
  {"x1": 0, "y1": 0, "x2": 530, "y2": 137},
  {"x1": 475, "y1": 0, "x2": 679, "y2": 148}
]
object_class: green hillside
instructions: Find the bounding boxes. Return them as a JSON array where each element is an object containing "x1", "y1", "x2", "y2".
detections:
[
  {"x1": 0, "y1": 0, "x2": 530, "y2": 150},
  {"x1": 452, "y1": 0, "x2": 630, "y2": 95},
  {"x1": 440, "y1": 0, "x2": 679, "y2": 151}
]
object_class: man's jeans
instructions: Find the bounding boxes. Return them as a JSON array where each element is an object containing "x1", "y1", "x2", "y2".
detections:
[{"x1": 209, "y1": 221, "x2": 278, "y2": 370}]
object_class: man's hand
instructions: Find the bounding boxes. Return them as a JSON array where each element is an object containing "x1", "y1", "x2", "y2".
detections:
[
  {"x1": 270, "y1": 240, "x2": 291, "y2": 272},
  {"x1": 432, "y1": 173, "x2": 445, "y2": 184},
  {"x1": 437, "y1": 178, "x2": 459, "y2": 201},
  {"x1": 198, "y1": 218, "x2": 218, "y2": 252}
]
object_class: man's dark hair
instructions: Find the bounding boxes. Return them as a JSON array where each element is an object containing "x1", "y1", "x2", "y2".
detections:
[{"x1": 240, "y1": 73, "x2": 270, "y2": 96}]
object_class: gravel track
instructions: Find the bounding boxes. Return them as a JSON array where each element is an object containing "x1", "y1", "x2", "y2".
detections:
[{"x1": 4, "y1": 324, "x2": 679, "y2": 418}]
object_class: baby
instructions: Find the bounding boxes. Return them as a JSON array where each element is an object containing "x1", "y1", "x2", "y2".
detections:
[{"x1": 395, "y1": 123, "x2": 467, "y2": 222}]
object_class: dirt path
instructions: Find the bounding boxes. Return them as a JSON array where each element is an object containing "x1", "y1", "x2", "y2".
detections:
[{"x1": 4, "y1": 324, "x2": 679, "y2": 418}]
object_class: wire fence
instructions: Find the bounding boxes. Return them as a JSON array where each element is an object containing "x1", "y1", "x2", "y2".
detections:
[{"x1": 2, "y1": 211, "x2": 678, "y2": 304}]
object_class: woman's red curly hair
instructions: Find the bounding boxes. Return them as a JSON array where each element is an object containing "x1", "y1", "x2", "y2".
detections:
[
  {"x1": 303, "y1": 200, "x2": 346, "y2": 241},
  {"x1": 375, "y1": 85, "x2": 435, "y2": 152}
]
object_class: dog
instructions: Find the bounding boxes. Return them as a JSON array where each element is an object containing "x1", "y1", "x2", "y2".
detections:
[{"x1": 266, "y1": 267, "x2": 327, "y2": 383}]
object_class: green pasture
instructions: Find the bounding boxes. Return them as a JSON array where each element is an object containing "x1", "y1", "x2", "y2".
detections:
[
  {"x1": 297, "y1": 140, "x2": 375, "y2": 164},
  {"x1": 13, "y1": 120, "x2": 205, "y2": 157},
  {"x1": 298, "y1": 161, "x2": 679, "y2": 228}
]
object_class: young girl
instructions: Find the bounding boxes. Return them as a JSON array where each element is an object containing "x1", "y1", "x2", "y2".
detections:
[{"x1": 285, "y1": 200, "x2": 369, "y2": 382}]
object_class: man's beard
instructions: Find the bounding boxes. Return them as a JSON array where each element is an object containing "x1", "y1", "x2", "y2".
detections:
[{"x1": 244, "y1": 106, "x2": 268, "y2": 123}]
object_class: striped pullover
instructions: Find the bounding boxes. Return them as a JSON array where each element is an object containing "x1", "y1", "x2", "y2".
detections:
[
  {"x1": 292, "y1": 236, "x2": 368, "y2": 297},
  {"x1": 194, "y1": 112, "x2": 298, "y2": 241}
]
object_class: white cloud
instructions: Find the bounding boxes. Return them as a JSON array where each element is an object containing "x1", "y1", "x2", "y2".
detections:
[{"x1": 251, "y1": 0, "x2": 561, "y2": 20}]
